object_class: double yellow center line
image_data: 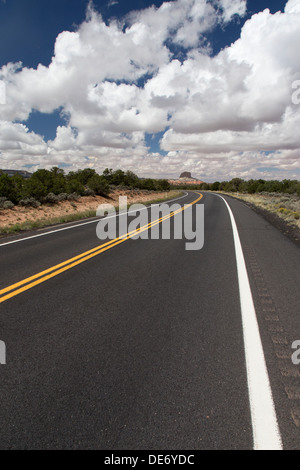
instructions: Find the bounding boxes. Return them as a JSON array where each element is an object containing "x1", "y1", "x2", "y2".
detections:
[{"x1": 0, "y1": 193, "x2": 203, "y2": 304}]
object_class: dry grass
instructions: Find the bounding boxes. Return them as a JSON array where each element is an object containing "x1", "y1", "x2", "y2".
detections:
[{"x1": 222, "y1": 192, "x2": 300, "y2": 230}]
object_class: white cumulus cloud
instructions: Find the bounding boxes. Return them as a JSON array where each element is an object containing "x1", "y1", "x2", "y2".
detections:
[{"x1": 0, "y1": 0, "x2": 299, "y2": 181}]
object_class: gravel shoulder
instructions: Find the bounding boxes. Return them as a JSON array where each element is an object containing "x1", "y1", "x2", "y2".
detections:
[{"x1": 224, "y1": 193, "x2": 300, "y2": 249}]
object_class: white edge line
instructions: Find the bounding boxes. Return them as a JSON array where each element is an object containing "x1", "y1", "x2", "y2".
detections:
[
  {"x1": 0, "y1": 191, "x2": 189, "y2": 247},
  {"x1": 216, "y1": 194, "x2": 282, "y2": 451}
]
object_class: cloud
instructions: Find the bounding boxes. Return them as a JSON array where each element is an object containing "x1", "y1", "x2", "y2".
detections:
[
  {"x1": 217, "y1": 0, "x2": 247, "y2": 22},
  {"x1": 0, "y1": 0, "x2": 299, "y2": 181},
  {"x1": 285, "y1": 0, "x2": 300, "y2": 13}
]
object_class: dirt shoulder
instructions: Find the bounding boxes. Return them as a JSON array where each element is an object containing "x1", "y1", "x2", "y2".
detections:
[
  {"x1": 0, "y1": 189, "x2": 181, "y2": 236},
  {"x1": 221, "y1": 192, "x2": 300, "y2": 249}
]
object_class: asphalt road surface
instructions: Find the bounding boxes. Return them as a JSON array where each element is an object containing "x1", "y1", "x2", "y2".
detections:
[{"x1": 0, "y1": 191, "x2": 299, "y2": 450}]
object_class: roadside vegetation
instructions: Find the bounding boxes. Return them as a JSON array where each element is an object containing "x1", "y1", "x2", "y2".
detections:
[
  {"x1": 0, "y1": 167, "x2": 178, "y2": 235},
  {"x1": 173, "y1": 177, "x2": 300, "y2": 196},
  {"x1": 0, "y1": 190, "x2": 181, "y2": 235},
  {"x1": 173, "y1": 177, "x2": 300, "y2": 231},
  {"x1": 0, "y1": 167, "x2": 171, "y2": 209},
  {"x1": 222, "y1": 192, "x2": 300, "y2": 231}
]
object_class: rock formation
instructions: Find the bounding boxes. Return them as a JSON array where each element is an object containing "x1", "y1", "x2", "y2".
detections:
[{"x1": 179, "y1": 171, "x2": 192, "y2": 179}]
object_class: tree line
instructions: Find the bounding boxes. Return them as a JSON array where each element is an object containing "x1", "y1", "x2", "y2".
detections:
[
  {"x1": 0, "y1": 167, "x2": 171, "y2": 208},
  {"x1": 173, "y1": 178, "x2": 300, "y2": 196}
]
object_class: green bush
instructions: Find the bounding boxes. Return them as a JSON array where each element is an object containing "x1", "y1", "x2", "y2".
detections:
[
  {"x1": 0, "y1": 167, "x2": 174, "y2": 204},
  {"x1": 202, "y1": 178, "x2": 300, "y2": 196},
  {"x1": 87, "y1": 175, "x2": 110, "y2": 196},
  {"x1": 0, "y1": 174, "x2": 18, "y2": 203},
  {"x1": 23, "y1": 177, "x2": 48, "y2": 201},
  {"x1": 139, "y1": 178, "x2": 156, "y2": 191},
  {"x1": 210, "y1": 181, "x2": 220, "y2": 191},
  {"x1": 51, "y1": 168, "x2": 67, "y2": 194},
  {"x1": 74, "y1": 168, "x2": 97, "y2": 185},
  {"x1": 66, "y1": 179, "x2": 85, "y2": 196}
]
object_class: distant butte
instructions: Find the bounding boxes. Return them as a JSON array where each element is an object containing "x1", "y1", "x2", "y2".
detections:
[
  {"x1": 168, "y1": 172, "x2": 204, "y2": 186},
  {"x1": 180, "y1": 171, "x2": 192, "y2": 179}
]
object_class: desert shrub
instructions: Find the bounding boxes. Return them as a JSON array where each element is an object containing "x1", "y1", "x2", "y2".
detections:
[
  {"x1": 2, "y1": 200, "x2": 14, "y2": 209},
  {"x1": 293, "y1": 200, "x2": 300, "y2": 212},
  {"x1": 43, "y1": 192, "x2": 59, "y2": 204},
  {"x1": 0, "y1": 196, "x2": 7, "y2": 208},
  {"x1": 57, "y1": 193, "x2": 69, "y2": 202},
  {"x1": 67, "y1": 192, "x2": 81, "y2": 201},
  {"x1": 19, "y1": 197, "x2": 41, "y2": 208},
  {"x1": 84, "y1": 188, "x2": 95, "y2": 197}
]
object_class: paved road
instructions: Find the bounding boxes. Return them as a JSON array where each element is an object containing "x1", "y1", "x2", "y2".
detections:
[{"x1": 0, "y1": 191, "x2": 299, "y2": 450}]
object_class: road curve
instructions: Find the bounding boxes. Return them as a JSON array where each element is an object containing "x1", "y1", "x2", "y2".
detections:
[{"x1": 0, "y1": 191, "x2": 299, "y2": 450}]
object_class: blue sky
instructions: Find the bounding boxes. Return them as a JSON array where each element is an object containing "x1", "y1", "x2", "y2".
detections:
[
  {"x1": 0, "y1": 1, "x2": 288, "y2": 70},
  {"x1": 0, "y1": 0, "x2": 299, "y2": 181}
]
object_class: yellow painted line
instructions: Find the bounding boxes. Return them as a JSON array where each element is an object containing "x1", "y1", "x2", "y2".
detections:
[
  {"x1": 0, "y1": 214, "x2": 173, "y2": 303},
  {"x1": 0, "y1": 207, "x2": 184, "y2": 297},
  {"x1": 0, "y1": 192, "x2": 203, "y2": 304}
]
